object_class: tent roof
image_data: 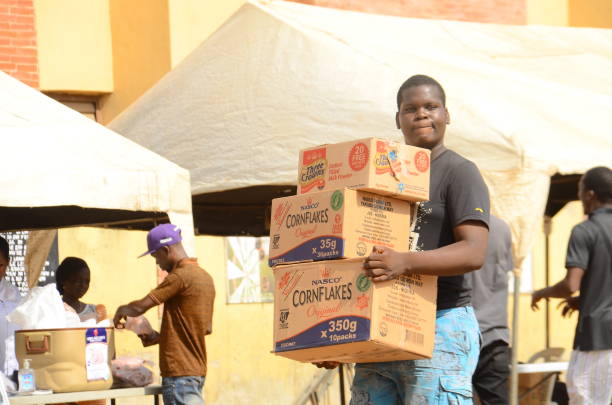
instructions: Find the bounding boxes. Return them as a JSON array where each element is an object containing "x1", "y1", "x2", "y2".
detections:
[
  {"x1": 0, "y1": 71, "x2": 193, "y2": 232},
  {"x1": 110, "y1": 0, "x2": 612, "y2": 241}
]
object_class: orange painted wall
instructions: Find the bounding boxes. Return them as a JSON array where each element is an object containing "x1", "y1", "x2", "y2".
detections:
[
  {"x1": 289, "y1": 0, "x2": 526, "y2": 24},
  {"x1": 0, "y1": 0, "x2": 38, "y2": 87}
]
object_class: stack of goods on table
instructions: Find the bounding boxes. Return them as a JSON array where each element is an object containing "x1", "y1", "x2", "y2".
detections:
[{"x1": 269, "y1": 137, "x2": 437, "y2": 363}]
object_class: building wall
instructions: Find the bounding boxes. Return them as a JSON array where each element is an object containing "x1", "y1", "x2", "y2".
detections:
[
  {"x1": 167, "y1": 0, "x2": 246, "y2": 68},
  {"x1": 569, "y1": 0, "x2": 612, "y2": 28},
  {"x1": 98, "y1": 0, "x2": 171, "y2": 123},
  {"x1": 33, "y1": 0, "x2": 113, "y2": 94},
  {"x1": 0, "y1": 0, "x2": 38, "y2": 87},
  {"x1": 526, "y1": 0, "x2": 569, "y2": 26},
  {"x1": 289, "y1": 0, "x2": 527, "y2": 24}
]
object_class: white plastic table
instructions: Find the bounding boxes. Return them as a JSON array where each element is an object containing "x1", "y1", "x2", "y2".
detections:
[
  {"x1": 515, "y1": 362, "x2": 568, "y2": 402},
  {"x1": 516, "y1": 361, "x2": 568, "y2": 374},
  {"x1": 8, "y1": 385, "x2": 162, "y2": 405}
]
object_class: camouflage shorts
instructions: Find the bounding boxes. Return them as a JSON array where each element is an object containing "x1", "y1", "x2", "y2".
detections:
[{"x1": 350, "y1": 306, "x2": 480, "y2": 405}]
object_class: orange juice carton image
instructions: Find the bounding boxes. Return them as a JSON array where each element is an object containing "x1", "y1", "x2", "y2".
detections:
[
  {"x1": 268, "y1": 188, "x2": 415, "y2": 266},
  {"x1": 272, "y1": 259, "x2": 437, "y2": 363},
  {"x1": 298, "y1": 138, "x2": 430, "y2": 202}
]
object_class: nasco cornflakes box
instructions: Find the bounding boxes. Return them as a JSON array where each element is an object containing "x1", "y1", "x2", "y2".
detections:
[
  {"x1": 272, "y1": 259, "x2": 436, "y2": 363},
  {"x1": 268, "y1": 188, "x2": 415, "y2": 267},
  {"x1": 298, "y1": 137, "x2": 430, "y2": 202}
]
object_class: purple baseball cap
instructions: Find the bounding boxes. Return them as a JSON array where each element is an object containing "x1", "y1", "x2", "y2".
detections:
[{"x1": 138, "y1": 223, "x2": 183, "y2": 257}]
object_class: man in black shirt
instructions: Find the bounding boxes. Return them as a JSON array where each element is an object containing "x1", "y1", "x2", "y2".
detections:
[{"x1": 532, "y1": 166, "x2": 612, "y2": 405}]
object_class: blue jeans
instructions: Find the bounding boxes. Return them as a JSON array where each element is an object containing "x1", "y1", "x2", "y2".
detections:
[
  {"x1": 350, "y1": 306, "x2": 480, "y2": 405},
  {"x1": 162, "y1": 376, "x2": 205, "y2": 405}
]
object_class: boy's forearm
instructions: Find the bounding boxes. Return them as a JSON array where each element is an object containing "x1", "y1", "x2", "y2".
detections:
[{"x1": 403, "y1": 240, "x2": 486, "y2": 276}]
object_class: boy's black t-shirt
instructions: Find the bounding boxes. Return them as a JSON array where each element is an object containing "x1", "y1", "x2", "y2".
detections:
[{"x1": 413, "y1": 149, "x2": 490, "y2": 310}]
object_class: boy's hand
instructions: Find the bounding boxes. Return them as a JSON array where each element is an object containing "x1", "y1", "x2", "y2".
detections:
[{"x1": 363, "y1": 246, "x2": 407, "y2": 282}]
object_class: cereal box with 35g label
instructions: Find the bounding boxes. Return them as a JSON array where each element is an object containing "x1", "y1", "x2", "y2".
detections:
[
  {"x1": 273, "y1": 259, "x2": 436, "y2": 363},
  {"x1": 298, "y1": 137, "x2": 430, "y2": 202},
  {"x1": 268, "y1": 188, "x2": 415, "y2": 267}
]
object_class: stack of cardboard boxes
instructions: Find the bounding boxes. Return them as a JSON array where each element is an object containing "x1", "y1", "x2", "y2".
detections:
[{"x1": 269, "y1": 137, "x2": 437, "y2": 363}]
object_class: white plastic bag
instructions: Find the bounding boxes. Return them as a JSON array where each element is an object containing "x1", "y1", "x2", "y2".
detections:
[
  {"x1": 124, "y1": 316, "x2": 154, "y2": 336},
  {"x1": 7, "y1": 284, "x2": 67, "y2": 329}
]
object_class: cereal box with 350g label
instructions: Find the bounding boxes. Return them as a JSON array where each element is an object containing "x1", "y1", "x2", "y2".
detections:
[
  {"x1": 273, "y1": 259, "x2": 436, "y2": 363},
  {"x1": 298, "y1": 137, "x2": 430, "y2": 202},
  {"x1": 268, "y1": 188, "x2": 415, "y2": 267}
]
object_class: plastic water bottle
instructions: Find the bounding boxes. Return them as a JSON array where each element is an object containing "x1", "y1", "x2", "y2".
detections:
[{"x1": 18, "y1": 358, "x2": 35, "y2": 393}]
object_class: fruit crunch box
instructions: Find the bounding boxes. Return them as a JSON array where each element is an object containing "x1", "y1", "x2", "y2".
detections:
[
  {"x1": 272, "y1": 259, "x2": 436, "y2": 363},
  {"x1": 298, "y1": 137, "x2": 430, "y2": 202},
  {"x1": 268, "y1": 188, "x2": 414, "y2": 267}
]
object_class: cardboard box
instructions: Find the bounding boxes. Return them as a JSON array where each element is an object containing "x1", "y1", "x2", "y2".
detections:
[
  {"x1": 298, "y1": 137, "x2": 430, "y2": 202},
  {"x1": 269, "y1": 188, "x2": 415, "y2": 267},
  {"x1": 15, "y1": 327, "x2": 115, "y2": 393},
  {"x1": 273, "y1": 259, "x2": 437, "y2": 363}
]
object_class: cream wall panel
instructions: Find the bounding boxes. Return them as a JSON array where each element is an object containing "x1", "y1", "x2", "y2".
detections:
[
  {"x1": 168, "y1": 0, "x2": 246, "y2": 68},
  {"x1": 34, "y1": 0, "x2": 113, "y2": 93},
  {"x1": 527, "y1": 0, "x2": 569, "y2": 26}
]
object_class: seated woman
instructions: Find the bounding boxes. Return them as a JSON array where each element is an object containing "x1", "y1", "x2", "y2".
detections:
[
  {"x1": 55, "y1": 257, "x2": 107, "y2": 405},
  {"x1": 55, "y1": 257, "x2": 106, "y2": 323}
]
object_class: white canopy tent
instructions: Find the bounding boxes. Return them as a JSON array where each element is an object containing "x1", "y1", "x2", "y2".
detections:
[
  {"x1": 110, "y1": 0, "x2": 612, "y2": 261},
  {"x1": 0, "y1": 71, "x2": 196, "y2": 274},
  {"x1": 109, "y1": 1, "x2": 612, "y2": 401}
]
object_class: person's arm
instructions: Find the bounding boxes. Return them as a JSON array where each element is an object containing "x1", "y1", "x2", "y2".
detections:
[
  {"x1": 114, "y1": 295, "x2": 161, "y2": 346},
  {"x1": 364, "y1": 220, "x2": 489, "y2": 281},
  {"x1": 531, "y1": 267, "x2": 584, "y2": 310},
  {"x1": 113, "y1": 296, "x2": 157, "y2": 328}
]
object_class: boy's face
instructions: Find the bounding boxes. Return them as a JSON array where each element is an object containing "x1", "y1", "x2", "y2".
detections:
[
  {"x1": 0, "y1": 253, "x2": 8, "y2": 279},
  {"x1": 396, "y1": 84, "x2": 449, "y2": 150},
  {"x1": 62, "y1": 267, "x2": 90, "y2": 300}
]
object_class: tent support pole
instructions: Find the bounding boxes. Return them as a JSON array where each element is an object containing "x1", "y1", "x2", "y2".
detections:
[
  {"x1": 544, "y1": 216, "x2": 552, "y2": 349},
  {"x1": 510, "y1": 269, "x2": 521, "y2": 405}
]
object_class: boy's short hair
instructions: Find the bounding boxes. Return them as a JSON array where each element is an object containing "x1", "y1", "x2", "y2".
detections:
[
  {"x1": 396, "y1": 74, "x2": 446, "y2": 109},
  {"x1": 55, "y1": 257, "x2": 89, "y2": 295},
  {"x1": 0, "y1": 236, "x2": 9, "y2": 262},
  {"x1": 583, "y1": 166, "x2": 612, "y2": 203}
]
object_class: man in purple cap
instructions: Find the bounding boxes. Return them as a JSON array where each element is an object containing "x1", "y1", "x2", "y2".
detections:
[{"x1": 113, "y1": 223, "x2": 215, "y2": 405}]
